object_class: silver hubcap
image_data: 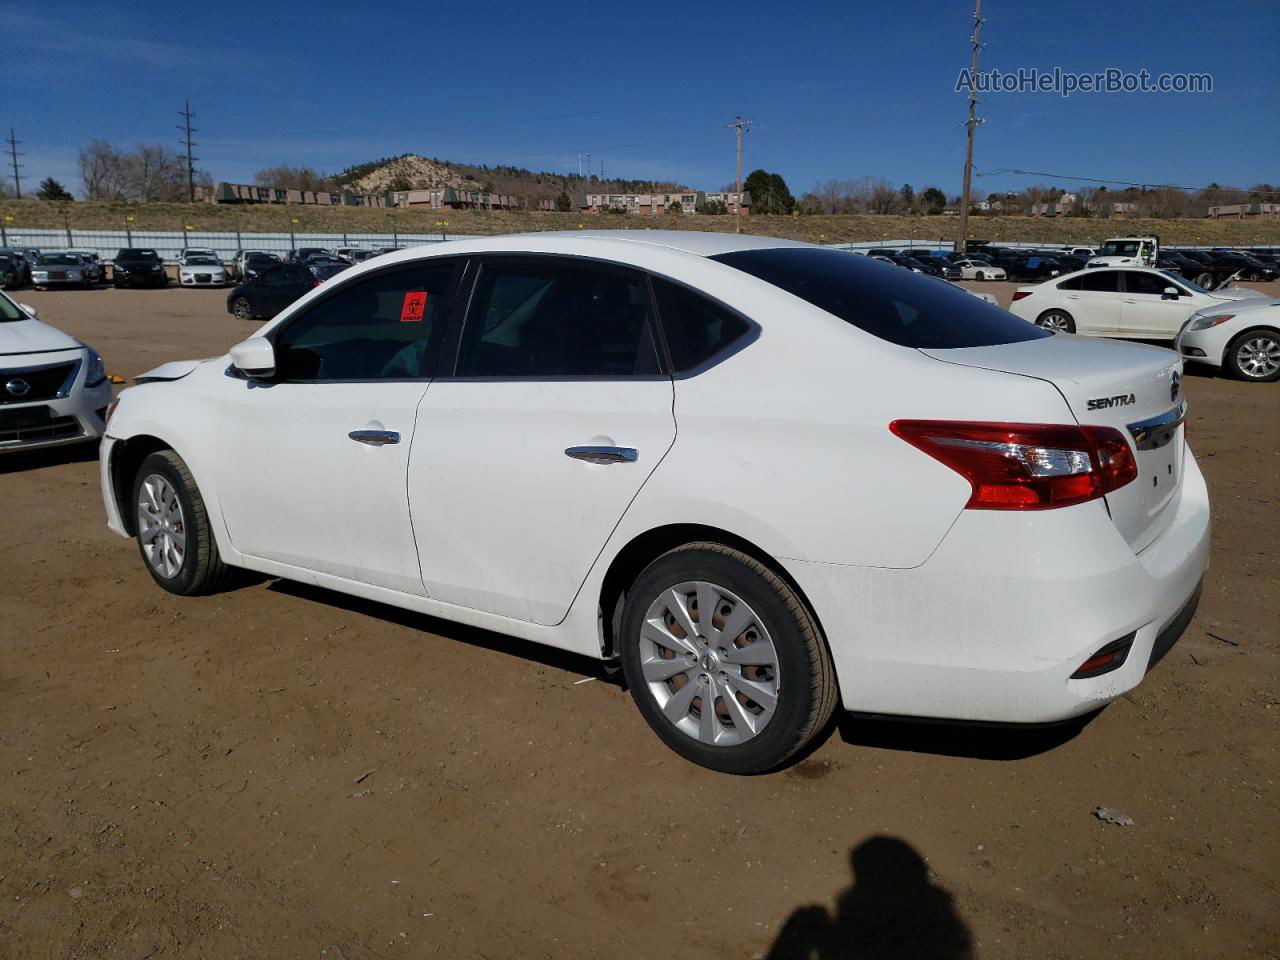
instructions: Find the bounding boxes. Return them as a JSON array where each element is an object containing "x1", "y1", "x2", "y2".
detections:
[
  {"x1": 137, "y1": 474, "x2": 186, "y2": 578},
  {"x1": 640, "y1": 581, "x2": 780, "y2": 746},
  {"x1": 1237, "y1": 337, "x2": 1280, "y2": 378},
  {"x1": 235, "y1": 299, "x2": 251, "y2": 318},
  {"x1": 1039, "y1": 312, "x2": 1070, "y2": 332}
]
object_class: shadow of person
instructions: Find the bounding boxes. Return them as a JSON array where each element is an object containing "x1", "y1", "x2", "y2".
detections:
[{"x1": 766, "y1": 836, "x2": 971, "y2": 960}]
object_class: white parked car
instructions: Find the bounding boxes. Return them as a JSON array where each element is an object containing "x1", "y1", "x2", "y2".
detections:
[
  {"x1": 176, "y1": 247, "x2": 219, "y2": 266},
  {"x1": 178, "y1": 254, "x2": 228, "y2": 287},
  {"x1": 99, "y1": 232, "x2": 1209, "y2": 773},
  {"x1": 952, "y1": 258, "x2": 1006, "y2": 281},
  {"x1": 1, "y1": 291, "x2": 112, "y2": 451},
  {"x1": 1179, "y1": 297, "x2": 1280, "y2": 382},
  {"x1": 1009, "y1": 266, "x2": 1262, "y2": 339}
]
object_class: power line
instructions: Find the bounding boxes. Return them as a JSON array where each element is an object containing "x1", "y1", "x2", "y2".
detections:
[
  {"x1": 178, "y1": 99, "x2": 198, "y2": 203},
  {"x1": 957, "y1": 0, "x2": 984, "y2": 250},
  {"x1": 978, "y1": 166, "x2": 1280, "y2": 199},
  {"x1": 728, "y1": 116, "x2": 753, "y2": 233},
  {"x1": 6, "y1": 129, "x2": 22, "y2": 199}
]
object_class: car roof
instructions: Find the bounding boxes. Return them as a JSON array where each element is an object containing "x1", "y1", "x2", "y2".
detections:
[{"x1": 511, "y1": 230, "x2": 814, "y2": 257}]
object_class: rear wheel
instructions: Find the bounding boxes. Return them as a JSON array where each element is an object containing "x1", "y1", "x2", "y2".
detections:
[
  {"x1": 1195, "y1": 272, "x2": 1214, "y2": 289},
  {"x1": 132, "y1": 450, "x2": 231, "y2": 595},
  {"x1": 619, "y1": 543, "x2": 837, "y2": 774},
  {"x1": 1225, "y1": 329, "x2": 1280, "y2": 382},
  {"x1": 232, "y1": 296, "x2": 254, "y2": 320},
  {"x1": 1035, "y1": 309, "x2": 1076, "y2": 334}
]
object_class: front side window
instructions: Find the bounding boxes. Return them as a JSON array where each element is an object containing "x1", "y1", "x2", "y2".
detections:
[
  {"x1": 1123, "y1": 271, "x2": 1179, "y2": 296},
  {"x1": 711, "y1": 247, "x2": 1049, "y2": 349},
  {"x1": 273, "y1": 262, "x2": 457, "y2": 381},
  {"x1": 456, "y1": 259, "x2": 660, "y2": 377}
]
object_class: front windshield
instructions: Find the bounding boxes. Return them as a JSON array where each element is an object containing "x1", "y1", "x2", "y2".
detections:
[
  {"x1": 186, "y1": 257, "x2": 219, "y2": 266},
  {"x1": 1100, "y1": 240, "x2": 1141, "y2": 257},
  {"x1": 39, "y1": 254, "x2": 80, "y2": 266},
  {"x1": 120, "y1": 249, "x2": 159, "y2": 260}
]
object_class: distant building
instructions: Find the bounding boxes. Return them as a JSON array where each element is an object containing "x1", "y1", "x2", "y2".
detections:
[
  {"x1": 389, "y1": 187, "x2": 523, "y2": 211},
  {"x1": 1109, "y1": 202, "x2": 1139, "y2": 217},
  {"x1": 577, "y1": 190, "x2": 750, "y2": 215},
  {"x1": 1206, "y1": 202, "x2": 1280, "y2": 220},
  {"x1": 1029, "y1": 193, "x2": 1079, "y2": 218},
  {"x1": 196, "y1": 182, "x2": 388, "y2": 207}
]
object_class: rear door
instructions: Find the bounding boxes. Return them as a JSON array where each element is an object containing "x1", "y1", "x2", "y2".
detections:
[
  {"x1": 1120, "y1": 270, "x2": 1194, "y2": 338},
  {"x1": 408, "y1": 255, "x2": 676, "y2": 625},
  {"x1": 1060, "y1": 270, "x2": 1123, "y2": 335}
]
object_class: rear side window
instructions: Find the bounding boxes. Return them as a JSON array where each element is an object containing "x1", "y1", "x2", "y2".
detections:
[
  {"x1": 457, "y1": 259, "x2": 661, "y2": 377},
  {"x1": 652, "y1": 278, "x2": 750, "y2": 372},
  {"x1": 711, "y1": 247, "x2": 1049, "y2": 349},
  {"x1": 273, "y1": 262, "x2": 457, "y2": 381},
  {"x1": 1078, "y1": 270, "x2": 1120, "y2": 293}
]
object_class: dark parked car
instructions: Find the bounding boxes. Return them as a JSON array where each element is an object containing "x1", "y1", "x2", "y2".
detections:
[
  {"x1": 993, "y1": 250, "x2": 1063, "y2": 281},
  {"x1": 308, "y1": 261, "x2": 349, "y2": 282},
  {"x1": 889, "y1": 255, "x2": 941, "y2": 277},
  {"x1": 0, "y1": 248, "x2": 33, "y2": 286},
  {"x1": 286, "y1": 247, "x2": 332, "y2": 262},
  {"x1": 914, "y1": 255, "x2": 962, "y2": 279},
  {"x1": 1195, "y1": 252, "x2": 1279, "y2": 286},
  {"x1": 1156, "y1": 251, "x2": 1205, "y2": 281},
  {"x1": 226, "y1": 262, "x2": 318, "y2": 320},
  {"x1": 241, "y1": 252, "x2": 282, "y2": 281},
  {"x1": 1053, "y1": 254, "x2": 1090, "y2": 273},
  {"x1": 113, "y1": 248, "x2": 168, "y2": 288}
]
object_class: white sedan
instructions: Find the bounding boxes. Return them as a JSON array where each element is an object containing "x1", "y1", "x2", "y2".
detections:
[
  {"x1": 1, "y1": 291, "x2": 112, "y2": 451},
  {"x1": 178, "y1": 254, "x2": 228, "y2": 287},
  {"x1": 100, "y1": 231, "x2": 1209, "y2": 773},
  {"x1": 1179, "y1": 297, "x2": 1280, "y2": 382},
  {"x1": 1009, "y1": 266, "x2": 1262, "y2": 339},
  {"x1": 952, "y1": 258, "x2": 1006, "y2": 281}
]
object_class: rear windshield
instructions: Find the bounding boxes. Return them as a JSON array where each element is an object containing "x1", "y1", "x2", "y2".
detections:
[
  {"x1": 118, "y1": 249, "x2": 159, "y2": 260},
  {"x1": 711, "y1": 247, "x2": 1050, "y2": 348},
  {"x1": 1, "y1": 293, "x2": 24, "y2": 322}
]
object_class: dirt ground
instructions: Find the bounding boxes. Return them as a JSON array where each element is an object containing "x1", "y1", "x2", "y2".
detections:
[{"x1": 2, "y1": 281, "x2": 1278, "y2": 960}]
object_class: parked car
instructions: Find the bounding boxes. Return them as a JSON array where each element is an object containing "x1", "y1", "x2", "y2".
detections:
[
  {"x1": 1054, "y1": 254, "x2": 1091, "y2": 274},
  {"x1": 0, "y1": 253, "x2": 23, "y2": 289},
  {"x1": 1009, "y1": 266, "x2": 1264, "y2": 338},
  {"x1": 994, "y1": 251, "x2": 1062, "y2": 281},
  {"x1": 308, "y1": 260, "x2": 349, "y2": 283},
  {"x1": 0, "y1": 248, "x2": 34, "y2": 286},
  {"x1": 947, "y1": 251, "x2": 995, "y2": 265},
  {"x1": 239, "y1": 252, "x2": 281, "y2": 281},
  {"x1": 225, "y1": 262, "x2": 318, "y2": 320},
  {"x1": 347, "y1": 249, "x2": 379, "y2": 263},
  {"x1": 1179, "y1": 297, "x2": 1280, "y2": 382},
  {"x1": 1156, "y1": 251, "x2": 1205, "y2": 281},
  {"x1": 177, "y1": 247, "x2": 220, "y2": 267},
  {"x1": 286, "y1": 247, "x2": 332, "y2": 262},
  {"x1": 1, "y1": 290, "x2": 111, "y2": 451},
  {"x1": 890, "y1": 255, "x2": 939, "y2": 276},
  {"x1": 914, "y1": 256, "x2": 962, "y2": 280},
  {"x1": 32, "y1": 253, "x2": 93, "y2": 290},
  {"x1": 101, "y1": 232, "x2": 1209, "y2": 774},
  {"x1": 1193, "y1": 252, "x2": 1279, "y2": 285},
  {"x1": 112, "y1": 249, "x2": 168, "y2": 288},
  {"x1": 334, "y1": 246, "x2": 365, "y2": 261},
  {"x1": 179, "y1": 254, "x2": 228, "y2": 287},
  {"x1": 952, "y1": 258, "x2": 1006, "y2": 281},
  {"x1": 64, "y1": 251, "x2": 104, "y2": 284},
  {"x1": 1065, "y1": 246, "x2": 1096, "y2": 257}
]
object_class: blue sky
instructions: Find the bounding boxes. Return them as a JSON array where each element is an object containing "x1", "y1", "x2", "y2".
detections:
[{"x1": 5, "y1": 0, "x2": 1277, "y2": 199}]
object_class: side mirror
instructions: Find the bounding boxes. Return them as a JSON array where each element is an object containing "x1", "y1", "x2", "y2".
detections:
[
  {"x1": 17, "y1": 302, "x2": 37, "y2": 319},
  {"x1": 229, "y1": 337, "x2": 275, "y2": 377},
  {"x1": 1163, "y1": 286, "x2": 1181, "y2": 299}
]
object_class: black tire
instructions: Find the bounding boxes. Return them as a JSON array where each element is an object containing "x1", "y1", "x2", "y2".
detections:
[
  {"x1": 1195, "y1": 272, "x2": 1214, "y2": 289},
  {"x1": 232, "y1": 296, "x2": 254, "y2": 321},
  {"x1": 131, "y1": 450, "x2": 232, "y2": 595},
  {"x1": 974, "y1": 270, "x2": 985, "y2": 280},
  {"x1": 1035, "y1": 309, "x2": 1076, "y2": 334},
  {"x1": 619, "y1": 542, "x2": 838, "y2": 775},
  {"x1": 1224, "y1": 328, "x2": 1280, "y2": 383}
]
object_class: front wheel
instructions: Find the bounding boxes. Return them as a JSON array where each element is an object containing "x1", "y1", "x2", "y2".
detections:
[
  {"x1": 1225, "y1": 329, "x2": 1280, "y2": 382},
  {"x1": 1195, "y1": 272, "x2": 1214, "y2": 289},
  {"x1": 132, "y1": 450, "x2": 231, "y2": 595},
  {"x1": 232, "y1": 296, "x2": 254, "y2": 320},
  {"x1": 619, "y1": 543, "x2": 838, "y2": 774},
  {"x1": 974, "y1": 270, "x2": 985, "y2": 281},
  {"x1": 1035, "y1": 309, "x2": 1076, "y2": 334}
]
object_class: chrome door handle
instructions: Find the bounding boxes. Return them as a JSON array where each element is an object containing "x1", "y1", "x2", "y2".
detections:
[
  {"x1": 349, "y1": 429, "x2": 401, "y2": 446},
  {"x1": 565, "y1": 445, "x2": 638, "y2": 464}
]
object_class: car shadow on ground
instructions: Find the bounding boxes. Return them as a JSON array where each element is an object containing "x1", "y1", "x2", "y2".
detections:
[
  {"x1": 0, "y1": 442, "x2": 98, "y2": 475},
  {"x1": 766, "y1": 835, "x2": 973, "y2": 960},
  {"x1": 264, "y1": 578, "x2": 622, "y2": 687},
  {"x1": 835, "y1": 710, "x2": 1097, "y2": 761}
]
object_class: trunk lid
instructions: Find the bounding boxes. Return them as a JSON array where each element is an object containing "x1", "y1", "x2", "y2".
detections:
[{"x1": 922, "y1": 335, "x2": 1186, "y2": 552}]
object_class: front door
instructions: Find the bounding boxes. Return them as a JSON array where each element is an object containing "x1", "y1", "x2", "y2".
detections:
[
  {"x1": 1119, "y1": 270, "x2": 1194, "y2": 338},
  {"x1": 217, "y1": 260, "x2": 460, "y2": 594},
  {"x1": 409, "y1": 256, "x2": 676, "y2": 625}
]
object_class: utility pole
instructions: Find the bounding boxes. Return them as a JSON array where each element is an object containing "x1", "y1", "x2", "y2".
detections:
[
  {"x1": 957, "y1": 0, "x2": 984, "y2": 253},
  {"x1": 178, "y1": 99, "x2": 198, "y2": 203},
  {"x1": 728, "y1": 116, "x2": 753, "y2": 233},
  {"x1": 6, "y1": 129, "x2": 22, "y2": 199}
]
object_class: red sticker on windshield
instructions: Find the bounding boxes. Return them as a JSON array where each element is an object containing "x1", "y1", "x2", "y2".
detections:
[{"x1": 400, "y1": 291, "x2": 427, "y2": 322}]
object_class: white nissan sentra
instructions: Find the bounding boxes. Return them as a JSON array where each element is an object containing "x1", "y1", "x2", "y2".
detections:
[{"x1": 100, "y1": 232, "x2": 1210, "y2": 773}]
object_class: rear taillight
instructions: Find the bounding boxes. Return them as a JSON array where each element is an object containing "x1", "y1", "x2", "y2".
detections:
[
  {"x1": 890, "y1": 420, "x2": 1138, "y2": 510},
  {"x1": 1011, "y1": 291, "x2": 1031, "y2": 301}
]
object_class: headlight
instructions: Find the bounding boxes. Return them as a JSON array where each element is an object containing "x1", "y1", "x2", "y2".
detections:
[
  {"x1": 68, "y1": 270, "x2": 81, "y2": 278},
  {"x1": 151, "y1": 265, "x2": 162, "y2": 272},
  {"x1": 84, "y1": 348, "x2": 107, "y2": 387},
  {"x1": 1188, "y1": 314, "x2": 1233, "y2": 331}
]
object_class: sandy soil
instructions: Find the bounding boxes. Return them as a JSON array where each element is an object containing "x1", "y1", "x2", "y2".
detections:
[{"x1": 2, "y1": 282, "x2": 1278, "y2": 960}]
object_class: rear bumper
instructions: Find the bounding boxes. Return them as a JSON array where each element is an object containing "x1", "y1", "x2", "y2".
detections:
[{"x1": 790, "y1": 448, "x2": 1212, "y2": 724}]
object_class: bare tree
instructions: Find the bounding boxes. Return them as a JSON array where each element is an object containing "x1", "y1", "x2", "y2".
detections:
[
  {"x1": 253, "y1": 165, "x2": 337, "y2": 192},
  {"x1": 79, "y1": 139, "x2": 129, "y2": 200}
]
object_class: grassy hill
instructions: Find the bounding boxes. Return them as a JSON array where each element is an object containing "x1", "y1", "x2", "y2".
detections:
[{"x1": 3, "y1": 198, "x2": 1278, "y2": 246}]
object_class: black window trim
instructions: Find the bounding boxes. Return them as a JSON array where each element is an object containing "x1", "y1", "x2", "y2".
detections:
[
  {"x1": 436, "y1": 252, "x2": 673, "y2": 383},
  {"x1": 1119, "y1": 269, "x2": 1188, "y2": 297},
  {"x1": 647, "y1": 271, "x2": 761, "y2": 379},
  {"x1": 249, "y1": 256, "x2": 466, "y2": 386}
]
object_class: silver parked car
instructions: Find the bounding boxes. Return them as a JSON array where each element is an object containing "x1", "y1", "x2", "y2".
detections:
[{"x1": 32, "y1": 253, "x2": 93, "y2": 290}]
